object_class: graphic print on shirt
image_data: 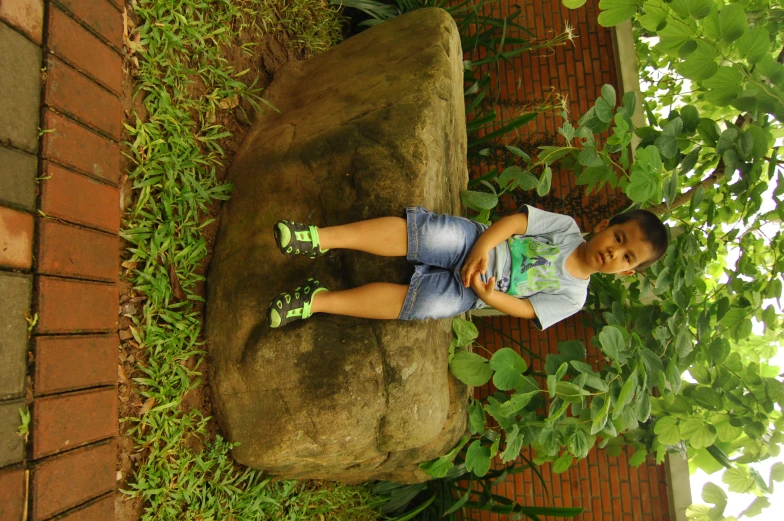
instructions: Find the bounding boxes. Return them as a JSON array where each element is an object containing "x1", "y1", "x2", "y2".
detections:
[{"x1": 506, "y1": 237, "x2": 561, "y2": 296}]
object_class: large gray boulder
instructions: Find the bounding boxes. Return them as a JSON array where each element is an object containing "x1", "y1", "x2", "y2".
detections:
[{"x1": 205, "y1": 8, "x2": 469, "y2": 483}]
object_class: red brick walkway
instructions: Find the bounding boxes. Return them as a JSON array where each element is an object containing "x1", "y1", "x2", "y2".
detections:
[{"x1": 0, "y1": 1, "x2": 122, "y2": 519}]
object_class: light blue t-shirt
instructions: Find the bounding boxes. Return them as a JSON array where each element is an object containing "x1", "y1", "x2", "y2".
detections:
[{"x1": 484, "y1": 205, "x2": 589, "y2": 330}]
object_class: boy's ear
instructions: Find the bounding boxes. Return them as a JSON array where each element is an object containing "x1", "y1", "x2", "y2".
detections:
[{"x1": 593, "y1": 219, "x2": 610, "y2": 233}]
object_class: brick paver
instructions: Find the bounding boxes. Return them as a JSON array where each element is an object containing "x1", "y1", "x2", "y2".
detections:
[
  {"x1": 44, "y1": 56, "x2": 123, "y2": 140},
  {"x1": 39, "y1": 162, "x2": 121, "y2": 233},
  {"x1": 0, "y1": 205, "x2": 34, "y2": 270},
  {"x1": 32, "y1": 388, "x2": 117, "y2": 458},
  {"x1": 0, "y1": 20, "x2": 42, "y2": 153},
  {"x1": 35, "y1": 276, "x2": 118, "y2": 334},
  {"x1": 0, "y1": 272, "x2": 32, "y2": 400},
  {"x1": 0, "y1": 467, "x2": 27, "y2": 521},
  {"x1": 57, "y1": 494, "x2": 114, "y2": 521},
  {"x1": 46, "y1": 5, "x2": 122, "y2": 95},
  {"x1": 55, "y1": 0, "x2": 123, "y2": 50},
  {"x1": 33, "y1": 335, "x2": 116, "y2": 395},
  {"x1": 0, "y1": 399, "x2": 25, "y2": 467},
  {"x1": 31, "y1": 440, "x2": 115, "y2": 521},
  {"x1": 0, "y1": 144, "x2": 37, "y2": 211},
  {"x1": 41, "y1": 109, "x2": 120, "y2": 185},
  {"x1": 0, "y1": 0, "x2": 44, "y2": 44},
  {"x1": 37, "y1": 219, "x2": 118, "y2": 282}
]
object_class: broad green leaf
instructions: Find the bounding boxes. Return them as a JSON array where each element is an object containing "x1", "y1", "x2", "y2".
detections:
[
  {"x1": 552, "y1": 452, "x2": 574, "y2": 473},
  {"x1": 596, "y1": 98, "x2": 613, "y2": 124},
  {"x1": 737, "y1": 27, "x2": 770, "y2": 64},
  {"x1": 680, "y1": 105, "x2": 699, "y2": 132},
  {"x1": 654, "y1": 416, "x2": 681, "y2": 445},
  {"x1": 569, "y1": 430, "x2": 590, "y2": 459},
  {"x1": 597, "y1": 325, "x2": 629, "y2": 363},
  {"x1": 504, "y1": 145, "x2": 531, "y2": 161},
  {"x1": 578, "y1": 146, "x2": 605, "y2": 167},
  {"x1": 745, "y1": 125, "x2": 773, "y2": 160},
  {"x1": 461, "y1": 190, "x2": 498, "y2": 211},
  {"x1": 601, "y1": 84, "x2": 616, "y2": 106},
  {"x1": 538, "y1": 146, "x2": 573, "y2": 163},
  {"x1": 758, "y1": 55, "x2": 784, "y2": 84},
  {"x1": 711, "y1": 414, "x2": 743, "y2": 443},
  {"x1": 612, "y1": 372, "x2": 638, "y2": 420},
  {"x1": 563, "y1": 0, "x2": 587, "y2": 8},
  {"x1": 622, "y1": 91, "x2": 637, "y2": 114},
  {"x1": 770, "y1": 462, "x2": 784, "y2": 482},
  {"x1": 677, "y1": 41, "x2": 718, "y2": 81},
  {"x1": 686, "y1": 0, "x2": 712, "y2": 19},
  {"x1": 718, "y1": 4, "x2": 748, "y2": 43},
  {"x1": 739, "y1": 497, "x2": 770, "y2": 518},
  {"x1": 720, "y1": 307, "x2": 747, "y2": 328},
  {"x1": 703, "y1": 67, "x2": 742, "y2": 106},
  {"x1": 597, "y1": 0, "x2": 636, "y2": 27},
  {"x1": 701, "y1": 481, "x2": 727, "y2": 520},
  {"x1": 490, "y1": 348, "x2": 527, "y2": 391},
  {"x1": 516, "y1": 170, "x2": 539, "y2": 191},
  {"x1": 419, "y1": 456, "x2": 454, "y2": 478},
  {"x1": 556, "y1": 381, "x2": 587, "y2": 403},
  {"x1": 723, "y1": 467, "x2": 755, "y2": 494},
  {"x1": 465, "y1": 440, "x2": 492, "y2": 477},
  {"x1": 501, "y1": 425, "x2": 525, "y2": 463},
  {"x1": 591, "y1": 398, "x2": 610, "y2": 435},
  {"x1": 689, "y1": 185, "x2": 704, "y2": 215},
  {"x1": 468, "y1": 401, "x2": 485, "y2": 434},
  {"x1": 635, "y1": 393, "x2": 652, "y2": 422},
  {"x1": 693, "y1": 387, "x2": 722, "y2": 410},
  {"x1": 496, "y1": 166, "x2": 524, "y2": 189},
  {"x1": 685, "y1": 504, "x2": 711, "y2": 521},
  {"x1": 452, "y1": 317, "x2": 479, "y2": 347},
  {"x1": 627, "y1": 170, "x2": 657, "y2": 202},
  {"x1": 537, "y1": 166, "x2": 552, "y2": 196},
  {"x1": 449, "y1": 351, "x2": 492, "y2": 386},
  {"x1": 655, "y1": 17, "x2": 692, "y2": 51},
  {"x1": 628, "y1": 448, "x2": 648, "y2": 467},
  {"x1": 639, "y1": 0, "x2": 668, "y2": 32},
  {"x1": 499, "y1": 390, "x2": 539, "y2": 416}
]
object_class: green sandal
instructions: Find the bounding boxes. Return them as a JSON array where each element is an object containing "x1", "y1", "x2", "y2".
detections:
[
  {"x1": 268, "y1": 278, "x2": 328, "y2": 328},
  {"x1": 273, "y1": 220, "x2": 328, "y2": 259}
]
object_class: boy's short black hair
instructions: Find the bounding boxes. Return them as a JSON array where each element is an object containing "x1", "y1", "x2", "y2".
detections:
[{"x1": 609, "y1": 209, "x2": 668, "y2": 270}]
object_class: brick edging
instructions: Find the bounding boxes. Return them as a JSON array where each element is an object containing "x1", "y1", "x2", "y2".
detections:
[{"x1": 1, "y1": 1, "x2": 123, "y2": 520}]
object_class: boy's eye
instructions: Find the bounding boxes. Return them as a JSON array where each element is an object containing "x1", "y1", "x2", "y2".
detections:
[{"x1": 615, "y1": 235, "x2": 621, "y2": 243}]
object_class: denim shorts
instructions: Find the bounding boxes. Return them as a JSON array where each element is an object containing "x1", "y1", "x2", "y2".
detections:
[{"x1": 398, "y1": 207, "x2": 494, "y2": 320}]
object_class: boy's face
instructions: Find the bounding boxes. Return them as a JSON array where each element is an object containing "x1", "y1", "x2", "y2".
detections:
[{"x1": 583, "y1": 219, "x2": 656, "y2": 275}]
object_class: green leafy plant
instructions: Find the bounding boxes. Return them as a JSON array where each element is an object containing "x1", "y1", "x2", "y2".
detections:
[
  {"x1": 17, "y1": 406, "x2": 30, "y2": 442},
  {"x1": 120, "y1": 1, "x2": 381, "y2": 519}
]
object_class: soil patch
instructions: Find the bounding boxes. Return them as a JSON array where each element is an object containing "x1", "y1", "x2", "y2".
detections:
[{"x1": 114, "y1": 3, "x2": 307, "y2": 519}]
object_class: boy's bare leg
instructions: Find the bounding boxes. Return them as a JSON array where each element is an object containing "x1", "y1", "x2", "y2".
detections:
[
  {"x1": 310, "y1": 282, "x2": 407, "y2": 319},
  {"x1": 318, "y1": 217, "x2": 407, "y2": 257}
]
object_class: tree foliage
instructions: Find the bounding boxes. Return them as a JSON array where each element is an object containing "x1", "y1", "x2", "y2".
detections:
[{"x1": 450, "y1": 1, "x2": 784, "y2": 519}]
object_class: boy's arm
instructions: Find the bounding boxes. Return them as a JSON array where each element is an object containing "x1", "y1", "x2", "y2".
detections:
[
  {"x1": 460, "y1": 213, "x2": 529, "y2": 287},
  {"x1": 469, "y1": 273, "x2": 537, "y2": 319}
]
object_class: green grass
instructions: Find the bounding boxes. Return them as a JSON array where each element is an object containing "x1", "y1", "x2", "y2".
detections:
[
  {"x1": 120, "y1": 1, "x2": 377, "y2": 519},
  {"x1": 267, "y1": 0, "x2": 344, "y2": 54}
]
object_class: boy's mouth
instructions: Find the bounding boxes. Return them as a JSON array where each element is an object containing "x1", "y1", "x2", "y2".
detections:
[{"x1": 598, "y1": 253, "x2": 605, "y2": 265}]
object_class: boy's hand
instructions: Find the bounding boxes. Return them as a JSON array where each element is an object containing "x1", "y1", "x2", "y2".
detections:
[
  {"x1": 470, "y1": 272, "x2": 495, "y2": 301},
  {"x1": 461, "y1": 248, "x2": 489, "y2": 288}
]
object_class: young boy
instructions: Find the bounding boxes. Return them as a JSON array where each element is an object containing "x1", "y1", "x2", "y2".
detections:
[{"x1": 267, "y1": 205, "x2": 668, "y2": 330}]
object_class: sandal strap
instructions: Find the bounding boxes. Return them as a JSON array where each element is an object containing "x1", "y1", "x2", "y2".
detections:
[
  {"x1": 275, "y1": 220, "x2": 328, "y2": 258},
  {"x1": 270, "y1": 279, "x2": 327, "y2": 327}
]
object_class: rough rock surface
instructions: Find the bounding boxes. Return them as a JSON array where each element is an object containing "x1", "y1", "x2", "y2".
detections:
[{"x1": 206, "y1": 8, "x2": 469, "y2": 483}]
